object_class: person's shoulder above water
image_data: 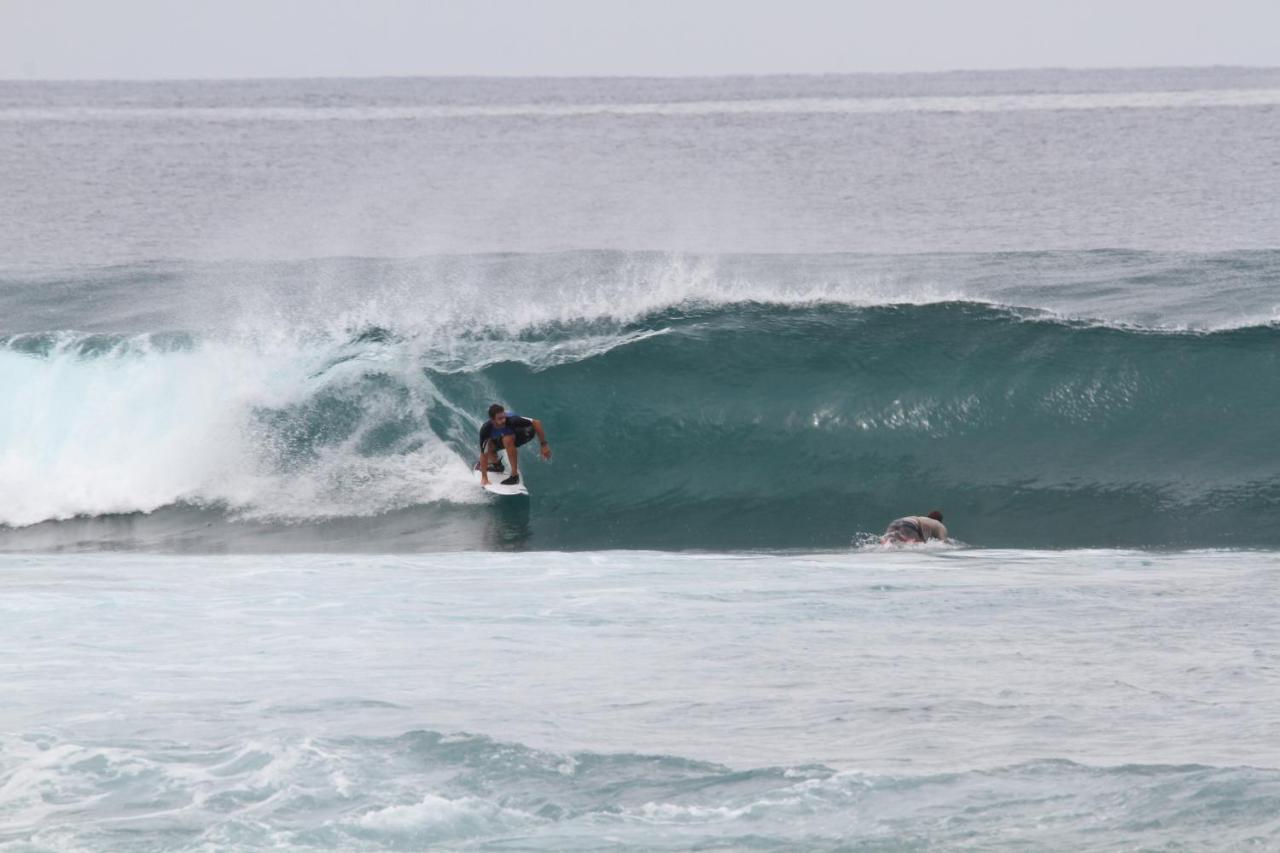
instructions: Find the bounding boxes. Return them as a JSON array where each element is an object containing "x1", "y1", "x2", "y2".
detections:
[
  {"x1": 881, "y1": 509, "x2": 947, "y2": 544},
  {"x1": 917, "y1": 511, "x2": 947, "y2": 541}
]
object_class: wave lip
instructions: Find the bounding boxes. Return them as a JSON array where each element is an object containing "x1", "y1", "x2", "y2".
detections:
[{"x1": 6, "y1": 249, "x2": 1280, "y2": 336}]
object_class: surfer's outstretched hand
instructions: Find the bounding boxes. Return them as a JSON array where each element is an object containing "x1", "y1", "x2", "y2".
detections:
[{"x1": 540, "y1": 444, "x2": 552, "y2": 461}]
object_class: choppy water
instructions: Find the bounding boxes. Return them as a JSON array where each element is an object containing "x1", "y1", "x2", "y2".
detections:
[
  {"x1": 2, "y1": 68, "x2": 1279, "y2": 848},
  {"x1": 4, "y1": 549, "x2": 1280, "y2": 850}
]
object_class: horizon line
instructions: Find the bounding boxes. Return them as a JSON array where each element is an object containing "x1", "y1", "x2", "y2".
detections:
[{"x1": 3, "y1": 63, "x2": 1278, "y2": 86}]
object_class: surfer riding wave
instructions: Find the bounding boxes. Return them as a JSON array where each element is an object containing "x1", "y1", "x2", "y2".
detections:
[{"x1": 477, "y1": 404, "x2": 552, "y2": 487}]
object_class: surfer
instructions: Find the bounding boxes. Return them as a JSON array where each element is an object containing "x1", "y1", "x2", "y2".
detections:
[
  {"x1": 477, "y1": 404, "x2": 552, "y2": 487},
  {"x1": 881, "y1": 510, "x2": 947, "y2": 544}
]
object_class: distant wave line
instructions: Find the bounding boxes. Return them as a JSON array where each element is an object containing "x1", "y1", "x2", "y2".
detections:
[{"x1": 5, "y1": 88, "x2": 1280, "y2": 121}]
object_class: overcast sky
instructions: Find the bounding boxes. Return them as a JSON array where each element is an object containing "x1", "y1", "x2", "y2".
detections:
[{"x1": 2, "y1": 0, "x2": 1277, "y2": 80}]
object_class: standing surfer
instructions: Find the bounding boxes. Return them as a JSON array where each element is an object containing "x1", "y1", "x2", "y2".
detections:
[{"x1": 477, "y1": 403, "x2": 552, "y2": 487}]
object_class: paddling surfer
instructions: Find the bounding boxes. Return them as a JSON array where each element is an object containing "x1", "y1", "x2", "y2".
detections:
[
  {"x1": 477, "y1": 404, "x2": 552, "y2": 487},
  {"x1": 881, "y1": 510, "x2": 948, "y2": 544}
]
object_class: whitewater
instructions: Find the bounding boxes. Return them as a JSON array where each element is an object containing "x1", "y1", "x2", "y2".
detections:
[{"x1": 2, "y1": 68, "x2": 1280, "y2": 849}]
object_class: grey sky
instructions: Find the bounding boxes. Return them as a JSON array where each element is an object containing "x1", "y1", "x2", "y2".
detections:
[{"x1": 2, "y1": 0, "x2": 1277, "y2": 80}]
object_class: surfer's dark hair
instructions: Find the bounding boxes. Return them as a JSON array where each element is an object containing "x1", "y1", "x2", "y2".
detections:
[
  {"x1": 488, "y1": 403, "x2": 505, "y2": 419},
  {"x1": 927, "y1": 510, "x2": 944, "y2": 522}
]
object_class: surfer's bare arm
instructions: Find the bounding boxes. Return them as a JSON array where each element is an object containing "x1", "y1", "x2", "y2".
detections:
[{"x1": 531, "y1": 419, "x2": 552, "y2": 460}]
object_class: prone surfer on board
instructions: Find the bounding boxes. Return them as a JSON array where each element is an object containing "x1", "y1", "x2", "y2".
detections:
[
  {"x1": 881, "y1": 510, "x2": 947, "y2": 545},
  {"x1": 477, "y1": 403, "x2": 552, "y2": 487}
]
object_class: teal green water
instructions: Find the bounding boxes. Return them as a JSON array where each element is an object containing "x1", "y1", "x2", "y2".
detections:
[
  {"x1": 4, "y1": 296, "x2": 1279, "y2": 550},
  {"x1": 438, "y1": 301, "x2": 1280, "y2": 549}
]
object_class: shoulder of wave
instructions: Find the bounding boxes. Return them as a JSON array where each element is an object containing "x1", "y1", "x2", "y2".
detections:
[
  {"x1": 520, "y1": 296, "x2": 1280, "y2": 337},
  {"x1": 848, "y1": 299, "x2": 1280, "y2": 336},
  {"x1": 1005, "y1": 310, "x2": 1280, "y2": 336}
]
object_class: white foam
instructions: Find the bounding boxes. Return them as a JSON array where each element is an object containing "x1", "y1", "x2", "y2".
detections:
[
  {"x1": 350, "y1": 793, "x2": 538, "y2": 836},
  {"x1": 199, "y1": 253, "x2": 971, "y2": 341},
  {"x1": 0, "y1": 332, "x2": 483, "y2": 527},
  {"x1": 6, "y1": 88, "x2": 1280, "y2": 122}
]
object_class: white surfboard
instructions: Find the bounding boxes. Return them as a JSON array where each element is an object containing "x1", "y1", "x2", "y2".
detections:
[{"x1": 473, "y1": 451, "x2": 529, "y2": 496}]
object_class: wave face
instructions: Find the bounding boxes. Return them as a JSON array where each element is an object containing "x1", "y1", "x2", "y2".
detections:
[{"x1": 3, "y1": 251, "x2": 1279, "y2": 550}]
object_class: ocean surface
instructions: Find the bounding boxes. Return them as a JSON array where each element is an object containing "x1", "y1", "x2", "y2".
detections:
[{"x1": 2, "y1": 68, "x2": 1280, "y2": 849}]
